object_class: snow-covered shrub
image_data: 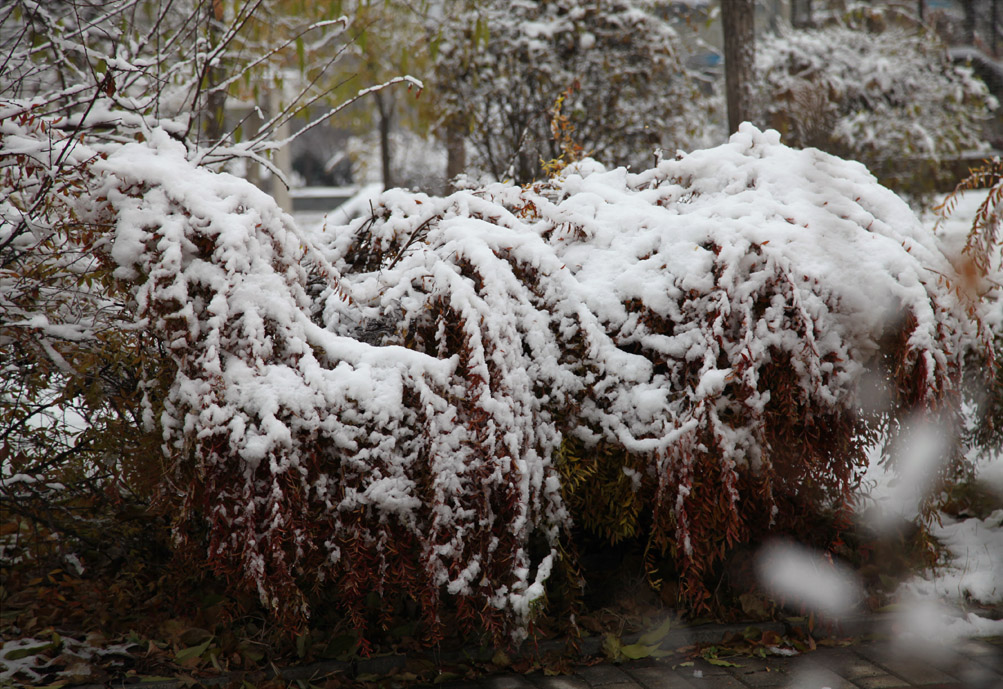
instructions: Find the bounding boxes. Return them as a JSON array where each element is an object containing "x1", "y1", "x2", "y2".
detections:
[
  {"x1": 318, "y1": 123, "x2": 981, "y2": 616},
  {"x1": 430, "y1": 0, "x2": 717, "y2": 184},
  {"x1": 754, "y1": 6, "x2": 994, "y2": 201},
  {"x1": 90, "y1": 129, "x2": 566, "y2": 641},
  {"x1": 0, "y1": 103, "x2": 173, "y2": 557},
  {"x1": 0, "y1": 0, "x2": 425, "y2": 622}
]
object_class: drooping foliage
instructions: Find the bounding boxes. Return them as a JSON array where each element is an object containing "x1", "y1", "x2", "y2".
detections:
[
  {"x1": 72, "y1": 117, "x2": 984, "y2": 640},
  {"x1": 937, "y1": 159, "x2": 1003, "y2": 457},
  {"x1": 0, "y1": 0, "x2": 422, "y2": 617},
  {"x1": 430, "y1": 0, "x2": 715, "y2": 184},
  {"x1": 320, "y1": 124, "x2": 981, "y2": 615},
  {"x1": 754, "y1": 5, "x2": 995, "y2": 199},
  {"x1": 90, "y1": 129, "x2": 566, "y2": 642}
]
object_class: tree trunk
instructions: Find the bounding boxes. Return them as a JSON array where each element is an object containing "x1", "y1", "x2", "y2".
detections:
[
  {"x1": 445, "y1": 117, "x2": 467, "y2": 193},
  {"x1": 269, "y1": 88, "x2": 292, "y2": 213},
  {"x1": 962, "y1": 0, "x2": 977, "y2": 43},
  {"x1": 374, "y1": 90, "x2": 394, "y2": 190},
  {"x1": 993, "y1": 0, "x2": 999, "y2": 56},
  {"x1": 722, "y1": 0, "x2": 756, "y2": 135}
]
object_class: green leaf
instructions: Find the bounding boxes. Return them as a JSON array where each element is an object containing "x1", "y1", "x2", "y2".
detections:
[
  {"x1": 179, "y1": 627, "x2": 212, "y2": 646},
  {"x1": 637, "y1": 617, "x2": 672, "y2": 646},
  {"x1": 242, "y1": 647, "x2": 264, "y2": 663},
  {"x1": 875, "y1": 603, "x2": 906, "y2": 612},
  {"x1": 474, "y1": 17, "x2": 488, "y2": 45},
  {"x1": 296, "y1": 37, "x2": 305, "y2": 73},
  {"x1": 491, "y1": 650, "x2": 511, "y2": 667},
  {"x1": 174, "y1": 638, "x2": 212, "y2": 663},
  {"x1": 200, "y1": 593, "x2": 225, "y2": 609},
  {"x1": 319, "y1": 632, "x2": 357, "y2": 659},
  {"x1": 296, "y1": 633, "x2": 308, "y2": 659}
]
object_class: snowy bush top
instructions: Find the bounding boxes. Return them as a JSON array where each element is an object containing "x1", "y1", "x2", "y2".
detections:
[
  {"x1": 327, "y1": 123, "x2": 967, "y2": 457},
  {"x1": 89, "y1": 122, "x2": 978, "y2": 633}
]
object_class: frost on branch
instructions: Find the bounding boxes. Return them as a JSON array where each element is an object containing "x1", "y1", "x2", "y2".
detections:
[{"x1": 95, "y1": 125, "x2": 976, "y2": 635}]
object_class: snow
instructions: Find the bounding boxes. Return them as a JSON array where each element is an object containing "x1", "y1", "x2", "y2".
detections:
[
  {"x1": 881, "y1": 440, "x2": 1003, "y2": 642},
  {"x1": 0, "y1": 636, "x2": 138, "y2": 685},
  {"x1": 0, "y1": 639, "x2": 48, "y2": 685},
  {"x1": 928, "y1": 510, "x2": 1003, "y2": 606},
  {"x1": 868, "y1": 415, "x2": 955, "y2": 533},
  {"x1": 844, "y1": 190, "x2": 1003, "y2": 644}
]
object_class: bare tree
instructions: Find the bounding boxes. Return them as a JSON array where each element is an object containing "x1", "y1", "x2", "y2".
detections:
[{"x1": 430, "y1": 0, "x2": 712, "y2": 185}]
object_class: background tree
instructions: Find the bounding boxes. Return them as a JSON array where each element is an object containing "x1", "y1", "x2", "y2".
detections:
[
  {"x1": 752, "y1": 4, "x2": 994, "y2": 200},
  {"x1": 429, "y1": 0, "x2": 715, "y2": 185},
  {"x1": 329, "y1": 0, "x2": 430, "y2": 190}
]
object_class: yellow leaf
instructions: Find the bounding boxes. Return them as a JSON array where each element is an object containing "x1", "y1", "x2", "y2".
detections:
[{"x1": 620, "y1": 643, "x2": 658, "y2": 660}]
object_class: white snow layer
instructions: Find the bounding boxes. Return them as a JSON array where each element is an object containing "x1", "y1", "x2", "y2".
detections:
[{"x1": 894, "y1": 506, "x2": 1003, "y2": 642}]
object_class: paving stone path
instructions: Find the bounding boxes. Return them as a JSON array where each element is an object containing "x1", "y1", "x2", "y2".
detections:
[
  {"x1": 442, "y1": 638, "x2": 1003, "y2": 689},
  {"x1": 69, "y1": 630, "x2": 1002, "y2": 688}
]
